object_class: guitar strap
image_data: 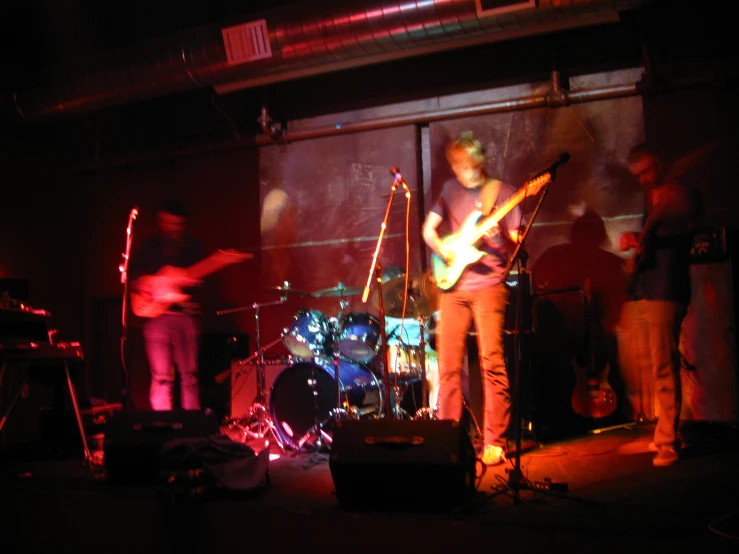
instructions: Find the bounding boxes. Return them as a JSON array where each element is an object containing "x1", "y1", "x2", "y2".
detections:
[{"x1": 480, "y1": 178, "x2": 502, "y2": 216}]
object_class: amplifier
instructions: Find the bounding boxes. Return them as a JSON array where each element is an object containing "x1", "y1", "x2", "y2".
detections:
[{"x1": 690, "y1": 227, "x2": 727, "y2": 262}]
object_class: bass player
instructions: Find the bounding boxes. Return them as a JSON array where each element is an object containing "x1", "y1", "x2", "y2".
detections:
[{"x1": 422, "y1": 131, "x2": 526, "y2": 466}]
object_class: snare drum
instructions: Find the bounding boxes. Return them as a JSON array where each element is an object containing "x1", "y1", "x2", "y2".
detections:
[
  {"x1": 282, "y1": 309, "x2": 333, "y2": 359},
  {"x1": 337, "y1": 312, "x2": 381, "y2": 363}
]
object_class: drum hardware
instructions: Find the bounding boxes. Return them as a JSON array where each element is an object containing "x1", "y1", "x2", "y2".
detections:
[
  {"x1": 269, "y1": 358, "x2": 383, "y2": 452},
  {"x1": 412, "y1": 309, "x2": 435, "y2": 421},
  {"x1": 296, "y1": 284, "x2": 357, "y2": 460},
  {"x1": 311, "y1": 284, "x2": 362, "y2": 298},
  {"x1": 372, "y1": 269, "x2": 440, "y2": 320},
  {"x1": 216, "y1": 294, "x2": 290, "y2": 452},
  {"x1": 264, "y1": 283, "x2": 314, "y2": 298},
  {"x1": 282, "y1": 309, "x2": 333, "y2": 359},
  {"x1": 381, "y1": 281, "x2": 439, "y2": 420},
  {"x1": 300, "y1": 358, "x2": 331, "y2": 465}
]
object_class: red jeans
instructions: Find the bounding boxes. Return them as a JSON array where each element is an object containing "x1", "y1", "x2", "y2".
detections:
[{"x1": 437, "y1": 283, "x2": 511, "y2": 447}]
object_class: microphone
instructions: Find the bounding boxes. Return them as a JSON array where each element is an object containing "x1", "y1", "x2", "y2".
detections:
[
  {"x1": 390, "y1": 166, "x2": 409, "y2": 191},
  {"x1": 536, "y1": 152, "x2": 570, "y2": 178}
]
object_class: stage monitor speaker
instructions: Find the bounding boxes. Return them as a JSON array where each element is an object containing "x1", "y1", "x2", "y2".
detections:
[
  {"x1": 329, "y1": 419, "x2": 477, "y2": 511},
  {"x1": 103, "y1": 408, "x2": 219, "y2": 485}
]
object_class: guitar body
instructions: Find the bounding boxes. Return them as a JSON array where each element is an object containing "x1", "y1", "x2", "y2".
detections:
[
  {"x1": 130, "y1": 249, "x2": 252, "y2": 318},
  {"x1": 570, "y1": 278, "x2": 617, "y2": 419},
  {"x1": 432, "y1": 212, "x2": 488, "y2": 290},
  {"x1": 571, "y1": 361, "x2": 617, "y2": 419},
  {"x1": 430, "y1": 173, "x2": 551, "y2": 291},
  {"x1": 130, "y1": 269, "x2": 193, "y2": 319}
]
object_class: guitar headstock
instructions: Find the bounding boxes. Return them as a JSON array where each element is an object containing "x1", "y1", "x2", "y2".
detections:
[
  {"x1": 216, "y1": 249, "x2": 254, "y2": 262},
  {"x1": 524, "y1": 173, "x2": 552, "y2": 195}
]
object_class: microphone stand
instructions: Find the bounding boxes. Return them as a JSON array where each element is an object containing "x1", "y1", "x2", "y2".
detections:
[
  {"x1": 361, "y1": 171, "x2": 408, "y2": 419},
  {"x1": 119, "y1": 207, "x2": 138, "y2": 410},
  {"x1": 491, "y1": 167, "x2": 578, "y2": 504}
]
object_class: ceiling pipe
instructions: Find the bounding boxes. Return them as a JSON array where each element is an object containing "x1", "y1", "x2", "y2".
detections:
[
  {"x1": 11, "y1": 0, "x2": 654, "y2": 122},
  {"x1": 68, "y1": 69, "x2": 643, "y2": 173}
]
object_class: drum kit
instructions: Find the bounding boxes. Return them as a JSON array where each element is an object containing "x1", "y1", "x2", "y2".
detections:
[{"x1": 219, "y1": 270, "x2": 441, "y2": 455}]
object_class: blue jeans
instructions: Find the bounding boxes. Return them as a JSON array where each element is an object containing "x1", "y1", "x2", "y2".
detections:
[
  {"x1": 142, "y1": 314, "x2": 201, "y2": 411},
  {"x1": 437, "y1": 283, "x2": 511, "y2": 447}
]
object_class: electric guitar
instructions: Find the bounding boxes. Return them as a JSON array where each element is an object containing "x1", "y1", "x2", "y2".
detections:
[
  {"x1": 570, "y1": 278, "x2": 617, "y2": 419},
  {"x1": 431, "y1": 173, "x2": 550, "y2": 290},
  {"x1": 130, "y1": 249, "x2": 252, "y2": 318}
]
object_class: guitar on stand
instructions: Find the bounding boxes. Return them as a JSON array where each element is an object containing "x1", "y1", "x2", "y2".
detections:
[{"x1": 570, "y1": 278, "x2": 617, "y2": 420}]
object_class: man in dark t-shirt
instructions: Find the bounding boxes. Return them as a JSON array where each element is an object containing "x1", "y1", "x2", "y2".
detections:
[
  {"x1": 618, "y1": 143, "x2": 700, "y2": 467},
  {"x1": 422, "y1": 131, "x2": 525, "y2": 466},
  {"x1": 129, "y1": 200, "x2": 205, "y2": 411}
]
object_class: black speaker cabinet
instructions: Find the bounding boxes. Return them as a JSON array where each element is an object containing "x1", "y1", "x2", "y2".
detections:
[
  {"x1": 329, "y1": 419, "x2": 477, "y2": 511},
  {"x1": 103, "y1": 409, "x2": 219, "y2": 485}
]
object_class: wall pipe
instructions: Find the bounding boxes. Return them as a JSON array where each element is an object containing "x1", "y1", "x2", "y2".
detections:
[{"x1": 68, "y1": 72, "x2": 643, "y2": 173}]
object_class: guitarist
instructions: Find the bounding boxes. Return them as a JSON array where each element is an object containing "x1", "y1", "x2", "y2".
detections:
[
  {"x1": 422, "y1": 131, "x2": 523, "y2": 466},
  {"x1": 129, "y1": 200, "x2": 205, "y2": 411},
  {"x1": 618, "y1": 143, "x2": 701, "y2": 467}
]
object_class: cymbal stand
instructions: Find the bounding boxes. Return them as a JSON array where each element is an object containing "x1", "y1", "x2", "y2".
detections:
[
  {"x1": 487, "y1": 162, "x2": 586, "y2": 505},
  {"x1": 413, "y1": 311, "x2": 435, "y2": 420},
  {"x1": 216, "y1": 298, "x2": 287, "y2": 452},
  {"x1": 296, "y1": 290, "x2": 351, "y2": 465},
  {"x1": 330, "y1": 292, "x2": 350, "y2": 424}
]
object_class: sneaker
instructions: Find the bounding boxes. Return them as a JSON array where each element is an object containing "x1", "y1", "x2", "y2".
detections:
[
  {"x1": 482, "y1": 444, "x2": 505, "y2": 466},
  {"x1": 652, "y1": 446, "x2": 679, "y2": 467}
]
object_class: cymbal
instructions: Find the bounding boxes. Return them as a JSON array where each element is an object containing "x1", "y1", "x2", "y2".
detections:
[
  {"x1": 372, "y1": 269, "x2": 440, "y2": 318},
  {"x1": 264, "y1": 285, "x2": 313, "y2": 297},
  {"x1": 312, "y1": 283, "x2": 362, "y2": 297}
]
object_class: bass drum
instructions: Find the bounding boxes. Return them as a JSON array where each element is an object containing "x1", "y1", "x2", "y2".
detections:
[{"x1": 269, "y1": 359, "x2": 383, "y2": 450}]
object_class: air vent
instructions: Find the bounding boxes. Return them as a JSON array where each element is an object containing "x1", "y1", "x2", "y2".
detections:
[
  {"x1": 222, "y1": 19, "x2": 272, "y2": 66},
  {"x1": 475, "y1": 0, "x2": 537, "y2": 17}
]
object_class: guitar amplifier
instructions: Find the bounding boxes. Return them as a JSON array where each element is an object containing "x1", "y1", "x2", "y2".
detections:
[{"x1": 690, "y1": 227, "x2": 727, "y2": 263}]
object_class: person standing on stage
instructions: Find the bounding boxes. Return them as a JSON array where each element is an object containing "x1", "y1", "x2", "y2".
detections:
[
  {"x1": 618, "y1": 143, "x2": 701, "y2": 467},
  {"x1": 422, "y1": 131, "x2": 523, "y2": 466},
  {"x1": 129, "y1": 199, "x2": 205, "y2": 411}
]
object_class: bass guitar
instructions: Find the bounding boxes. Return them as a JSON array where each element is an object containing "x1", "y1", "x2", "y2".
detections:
[
  {"x1": 131, "y1": 249, "x2": 252, "y2": 318},
  {"x1": 570, "y1": 278, "x2": 617, "y2": 419},
  {"x1": 431, "y1": 173, "x2": 550, "y2": 291}
]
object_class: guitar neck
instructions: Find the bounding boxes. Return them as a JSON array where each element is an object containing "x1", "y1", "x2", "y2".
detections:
[
  {"x1": 471, "y1": 174, "x2": 550, "y2": 243},
  {"x1": 186, "y1": 252, "x2": 239, "y2": 280}
]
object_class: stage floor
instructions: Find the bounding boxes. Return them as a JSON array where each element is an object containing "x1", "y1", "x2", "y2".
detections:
[{"x1": 2, "y1": 420, "x2": 739, "y2": 554}]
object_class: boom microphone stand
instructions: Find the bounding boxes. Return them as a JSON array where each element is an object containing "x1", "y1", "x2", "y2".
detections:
[
  {"x1": 361, "y1": 167, "x2": 411, "y2": 419},
  {"x1": 490, "y1": 155, "x2": 575, "y2": 503}
]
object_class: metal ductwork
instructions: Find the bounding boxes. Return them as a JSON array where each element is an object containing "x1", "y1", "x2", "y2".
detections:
[{"x1": 11, "y1": 0, "x2": 654, "y2": 121}]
